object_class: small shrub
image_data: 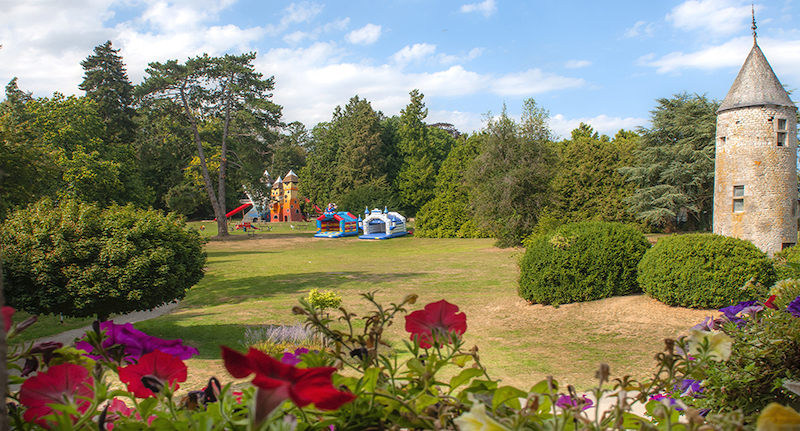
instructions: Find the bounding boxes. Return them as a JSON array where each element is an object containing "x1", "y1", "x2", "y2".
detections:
[
  {"x1": 240, "y1": 323, "x2": 324, "y2": 355},
  {"x1": 769, "y1": 279, "x2": 800, "y2": 309},
  {"x1": 518, "y1": 221, "x2": 650, "y2": 305},
  {"x1": 306, "y1": 288, "x2": 342, "y2": 311},
  {"x1": 1, "y1": 198, "x2": 206, "y2": 321},
  {"x1": 638, "y1": 233, "x2": 775, "y2": 309}
]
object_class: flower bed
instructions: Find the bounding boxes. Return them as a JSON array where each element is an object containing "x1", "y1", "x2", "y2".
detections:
[{"x1": 4, "y1": 291, "x2": 799, "y2": 430}]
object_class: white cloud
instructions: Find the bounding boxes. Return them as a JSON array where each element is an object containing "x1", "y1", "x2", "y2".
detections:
[
  {"x1": 392, "y1": 43, "x2": 438, "y2": 66},
  {"x1": 322, "y1": 17, "x2": 350, "y2": 32},
  {"x1": 625, "y1": 20, "x2": 655, "y2": 38},
  {"x1": 345, "y1": 24, "x2": 382, "y2": 45},
  {"x1": 666, "y1": 0, "x2": 752, "y2": 36},
  {"x1": 438, "y1": 47, "x2": 486, "y2": 65},
  {"x1": 637, "y1": 36, "x2": 751, "y2": 73},
  {"x1": 565, "y1": 60, "x2": 592, "y2": 69},
  {"x1": 491, "y1": 69, "x2": 585, "y2": 96},
  {"x1": 460, "y1": 0, "x2": 497, "y2": 17},
  {"x1": 549, "y1": 114, "x2": 647, "y2": 138}
]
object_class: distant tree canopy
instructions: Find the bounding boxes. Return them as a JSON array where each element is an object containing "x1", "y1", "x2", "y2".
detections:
[
  {"x1": 620, "y1": 93, "x2": 718, "y2": 231},
  {"x1": 468, "y1": 99, "x2": 556, "y2": 247},
  {"x1": 549, "y1": 124, "x2": 639, "y2": 225}
]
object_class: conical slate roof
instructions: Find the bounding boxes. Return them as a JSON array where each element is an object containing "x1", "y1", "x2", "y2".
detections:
[{"x1": 718, "y1": 41, "x2": 795, "y2": 113}]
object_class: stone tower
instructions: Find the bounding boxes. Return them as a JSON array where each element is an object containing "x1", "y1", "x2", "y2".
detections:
[{"x1": 713, "y1": 26, "x2": 798, "y2": 256}]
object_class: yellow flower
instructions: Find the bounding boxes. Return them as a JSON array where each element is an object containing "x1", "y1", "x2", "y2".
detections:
[
  {"x1": 687, "y1": 329, "x2": 732, "y2": 362},
  {"x1": 454, "y1": 395, "x2": 511, "y2": 431},
  {"x1": 757, "y1": 403, "x2": 800, "y2": 431}
]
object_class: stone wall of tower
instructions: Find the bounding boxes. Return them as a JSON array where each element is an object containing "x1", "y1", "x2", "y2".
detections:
[{"x1": 713, "y1": 104, "x2": 798, "y2": 256}]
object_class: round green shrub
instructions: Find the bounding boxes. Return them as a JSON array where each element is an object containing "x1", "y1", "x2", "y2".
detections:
[
  {"x1": 1, "y1": 198, "x2": 207, "y2": 321},
  {"x1": 518, "y1": 221, "x2": 650, "y2": 305},
  {"x1": 637, "y1": 233, "x2": 775, "y2": 308}
]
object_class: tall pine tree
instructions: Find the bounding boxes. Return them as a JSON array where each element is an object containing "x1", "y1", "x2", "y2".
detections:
[{"x1": 80, "y1": 41, "x2": 137, "y2": 145}]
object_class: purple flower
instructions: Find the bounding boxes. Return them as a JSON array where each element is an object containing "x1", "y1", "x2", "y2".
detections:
[
  {"x1": 76, "y1": 321, "x2": 198, "y2": 363},
  {"x1": 281, "y1": 348, "x2": 309, "y2": 366},
  {"x1": 556, "y1": 394, "x2": 593, "y2": 411},
  {"x1": 692, "y1": 317, "x2": 713, "y2": 331},
  {"x1": 679, "y1": 379, "x2": 703, "y2": 397},
  {"x1": 788, "y1": 296, "x2": 800, "y2": 318},
  {"x1": 719, "y1": 300, "x2": 759, "y2": 326}
]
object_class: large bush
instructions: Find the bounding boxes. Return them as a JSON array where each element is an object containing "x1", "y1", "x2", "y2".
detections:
[
  {"x1": 518, "y1": 221, "x2": 650, "y2": 305},
  {"x1": 638, "y1": 233, "x2": 775, "y2": 308},
  {"x1": 1, "y1": 198, "x2": 206, "y2": 320},
  {"x1": 774, "y1": 245, "x2": 800, "y2": 280}
]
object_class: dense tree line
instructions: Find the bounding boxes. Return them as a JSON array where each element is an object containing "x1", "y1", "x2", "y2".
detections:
[{"x1": 0, "y1": 40, "x2": 719, "y2": 246}]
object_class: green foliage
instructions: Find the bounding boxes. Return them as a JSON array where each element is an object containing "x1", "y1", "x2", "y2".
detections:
[
  {"x1": 518, "y1": 222, "x2": 650, "y2": 305},
  {"x1": 774, "y1": 245, "x2": 800, "y2": 280},
  {"x1": 693, "y1": 299, "x2": 800, "y2": 417},
  {"x1": 416, "y1": 134, "x2": 488, "y2": 238},
  {"x1": 337, "y1": 177, "x2": 400, "y2": 214},
  {"x1": 79, "y1": 40, "x2": 137, "y2": 145},
  {"x1": 306, "y1": 288, "x2": 343, "y2": 310},
  {"x1": 620, "y1": 93, "x2": 718, "y2": 231},
  {"x1": 301, "y1": 96, "x2": 399, "y2": 207},
  {"x1": 395, "y1": 90, "x2": 454, "y2": 216},
  {"x1": 1, "y1": 198, "x2": 206, "y2": 321},
  {"x1": 469, "y1": 99, "x2": 556, "y2": 247},
  {"x1": 638, "y1": 233, "x2": 775, "y2": 308},
  {"x1": 550, "y1": 125, "x2": 639, "y2": 224}
]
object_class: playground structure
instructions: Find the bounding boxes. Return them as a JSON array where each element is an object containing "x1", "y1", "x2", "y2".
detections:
[
  {"x1": 314, "y1": 204, "x2": 359, "y2": 238},
  {"x1": 233, "y1": 170, "x2": 305, "y2": 223},
  {"x1": 359, "y1": 207, "x2": 408, "y2": 240}
]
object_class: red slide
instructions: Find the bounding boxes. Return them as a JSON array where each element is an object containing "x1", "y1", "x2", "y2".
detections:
[{"x1": 226, "y1": 202, "x2": 252, "y2": 218}]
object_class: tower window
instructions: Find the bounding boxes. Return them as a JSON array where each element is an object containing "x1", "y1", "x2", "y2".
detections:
[
  {"x1": 776, "y1": 118, "x2": 787, "y2": 146},
  {"x1": 733, "y1": 185, "x2": 744, "y2": 213}
]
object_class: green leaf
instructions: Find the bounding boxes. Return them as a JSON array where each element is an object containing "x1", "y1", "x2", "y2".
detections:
[
  {"x1": 492, "y1": 385, "x2": 528, "y2": 411},
  {"x1": 451, "y1": 354, "x2": 472, "y2": 367},
  {"x1": 450, "y1": 368, "x2": 484, "y2": 390},
  {"x1": 407, "y1": 358, "x2": 425, "y2": 375},
  {"x1": 362, "y1": 367, "x2": 380, "y2": 392}
]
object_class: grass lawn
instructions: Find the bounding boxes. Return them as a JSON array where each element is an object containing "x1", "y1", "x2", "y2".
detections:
[{"x1": 12, "y1": 221, "x2": 713, "y2": 392}]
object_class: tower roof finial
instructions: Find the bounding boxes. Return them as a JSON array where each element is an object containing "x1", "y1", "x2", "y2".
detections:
[{"x1": 752, "y1": 4, "x2": 757, "y2": 42}]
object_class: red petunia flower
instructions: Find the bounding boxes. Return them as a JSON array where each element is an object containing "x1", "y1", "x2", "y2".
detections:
[
  {"x1": 221, "y1": 346, "x2": 355, "y2": 423},
  {"x1": 764, "y1": 295, "x2": 779, "y2": 310},
  {"x1": 118, "y1": 350, "x2": 187, "y2": 398},
  {"x1": 19, "y1": 363, "x2": 94, "y2": 428},
  {"x1": 404, "y1": 299, "x2": 467, "y2": 348},
  {"x1": 2, "y1": 306, "x2": 13, "y2": 332}
]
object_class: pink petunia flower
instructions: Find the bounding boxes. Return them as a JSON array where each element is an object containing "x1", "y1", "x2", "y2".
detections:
[
  {"x1": 118, "y1": 350, "x2": 188, "y2": 398},
  {"x1": 19, "y1": 363, "x2": 94, "y2": 429},
  {"x1": 404, "y1": 300, "x2": 467, "y2": 348},
  {"x1": 76, "y1": 320, "x2": 198, "y2": 363}
]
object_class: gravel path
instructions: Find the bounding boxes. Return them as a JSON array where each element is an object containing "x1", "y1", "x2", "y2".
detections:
[{"x1": 34, "y1": 301, "x2": 181, "y2": 345}]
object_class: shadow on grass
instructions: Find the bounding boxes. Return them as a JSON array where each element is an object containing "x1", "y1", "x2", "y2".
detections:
[
  {"x1": 133, "y1": 321, "x2": 249, "y2": 360},
  {"x1": 183, "y1": 271, "x2": 423, "y2": 307}
]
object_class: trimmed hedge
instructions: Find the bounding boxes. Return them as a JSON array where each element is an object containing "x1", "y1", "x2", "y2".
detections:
[
  {"x1": 774, "y1": 245, "x2": 800, "y2": 280},
  {"x1": 1, "y1": 198, "x2": 207, "y2": 321},
  {"x1": 638, "y1": 233, "x2": 775, "y2": 309},
  {"x1": 518, "y1": 222, "x2": 650, "y2": 305}
]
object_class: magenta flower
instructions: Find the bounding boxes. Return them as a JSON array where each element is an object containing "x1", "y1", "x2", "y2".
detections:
[
  {"x1": 19, "y1": 363, "x2": 94, "y2": 428},
  {"x1": 556, "y1": 394, "x2": 593, "y2": 411},
  {"x1": 404, "y1": 300, "x2": 467, "y2": 348},
  {"x1": 281, "y1": 348, "x2": 309, "y2": 366},
  {"x1": 76, "y1": 320, "x2": 198, "y2": 362}
]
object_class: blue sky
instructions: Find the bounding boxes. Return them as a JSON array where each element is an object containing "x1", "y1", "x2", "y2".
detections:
[{"x1": 1, "y1": 0, "x2": 799, "y2": 138}]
